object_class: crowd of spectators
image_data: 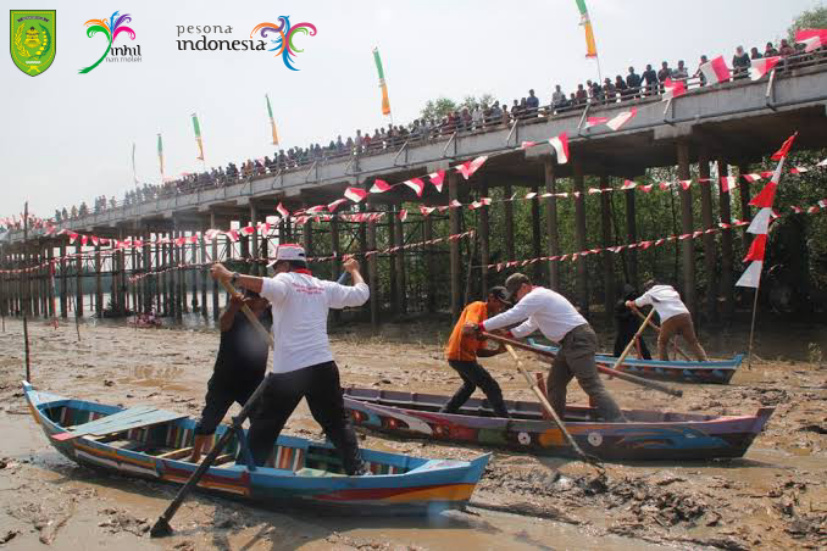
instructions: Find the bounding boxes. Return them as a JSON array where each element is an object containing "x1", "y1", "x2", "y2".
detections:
[{"x1": 50, "y1": 37, "x2": 822, "y2": 225}]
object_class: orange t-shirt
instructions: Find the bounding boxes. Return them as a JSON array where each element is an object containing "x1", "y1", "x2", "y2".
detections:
[{"x1": 445, "y1": 302, "x2": 488, "y2": 361}]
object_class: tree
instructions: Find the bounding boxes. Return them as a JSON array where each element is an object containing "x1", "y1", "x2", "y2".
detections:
[
  {"x1": 420, "y1": 97, "x2": 458, "y2": 121},
  {"x1": 787, "y1": 4, "x2": 827, "y2": 41}
]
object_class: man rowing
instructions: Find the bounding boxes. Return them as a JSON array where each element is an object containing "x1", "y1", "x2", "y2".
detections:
[
  {"x1": 443, "y1": 287, "x2": 511, "y2": 418},
  {"x1": 210, "y1": 244, "x2": 371, "y2": 475},
  {"x1": 625, "y1": 279, "x2": 708, "y2": 361},
  {"x1": 464, "y1": 273, "x2": 625, "y2": 422},
  {"x1": 190, "y1": 287, "x2": 271, "y2": 463}
]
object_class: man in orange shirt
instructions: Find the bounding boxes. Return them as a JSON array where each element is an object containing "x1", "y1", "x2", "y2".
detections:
[{"x1": 442, "y1": 287, "x2": 511, "y2": 417}]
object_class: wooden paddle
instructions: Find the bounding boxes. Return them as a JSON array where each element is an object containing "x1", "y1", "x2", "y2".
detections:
[
  {"x1": 151, "y1": 278, "x2": 272, "y2": 538},
  {"x1": 482, "y1": 332, "x2": 683, "y2": 397},
  {"x1": 502, "y1": 343, "x2": 600, "y2": 466},
  {"x1": 615, "y1": 309, "x2": 656, "y2": 371},
  {"x1": 631, "y1": 308, "x2": 691, "y2": 361}
]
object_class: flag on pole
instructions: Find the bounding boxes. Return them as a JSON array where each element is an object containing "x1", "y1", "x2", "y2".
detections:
[
  {"x1": 131, "y1": 142, "x2": 138, "y2": 185},
  {"x1": 699, "y1": 56, "x2": 731, "y2": 85},
  {"x1": 575, "y1": 0, "x2": 598, "y2": 58},
  {"x1": 191, "y1": 113, "x2": 205, "y2": 161},
  {"x1": 265, "y1": 94, "x2": 280, "y2": 145},
  {"x1": 157, "y1": 134, "x2": 165, "y2": 179},
  {"x1": 372, "y1": 47, "x2": 391, "y2": 116}
]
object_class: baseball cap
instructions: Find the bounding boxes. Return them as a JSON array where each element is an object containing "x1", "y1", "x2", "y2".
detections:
[
  {"x1": 488, "y1": 286, "x2": 512, "y2": 306},
  {"x1": 504, "y1": 273, "x2": 531, "y2": 298},
  {"x1": 267, "y1": 244, "x2": 307, "y2": 267}
]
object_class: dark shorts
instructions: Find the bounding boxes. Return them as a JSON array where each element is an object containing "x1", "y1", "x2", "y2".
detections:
[{"x1": 194, "y1": 371, "x2": 264, "y2": 435}]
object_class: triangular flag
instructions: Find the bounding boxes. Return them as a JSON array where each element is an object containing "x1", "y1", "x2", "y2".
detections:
[
  {"x1": 700, "y1": 56, "x2": 731, "y2": 85},
  {"x1": 344, "y1": 187, "x2": 368, "y2": 203},
  {"x1": 456, "y1": 156, "x2": 488, "y2": 180},
  {"x1": 771, "y1": 133, "x2": 797, "y2": 161},
  {"x1": 736, "y1": 260, "x2": 763, "y2": 288},
  {"x1": 744, "y1": 234, "x2": 768, "y2": 262},
  {"x1": 548, "y1": 133, "x2": 569, "y2": 164},
  {"x1": 403, "y1": 178, "x2": 426, "y2": 197},
  {"x1": 720, "y1": 176, "x2": 737, "y2": 192},
  {"x1": 370, "y1": 179, "x2": 393, "y2": 193},
  {"x1": 747, "y1": 207, "x2": 773, "y2": 235},
  {"x1": 328, "y1": 199, "x2": 348, "y2": 212},
  {"x1": 750, "y1": 56, "x2": 781, "y2": 81},
  {"x1": 606, "y1": 108, "x2": 637, "y2": 131},
  {"x1": 621, "y1": 180, "x2": 637, "y2": 190},
  {"x1": 429, "y1": 170, "x2": 446, "y2": 192},
  {"x1": 585, "y1": 116, "x2": 609, "y2": 128},
  {"x1": 277, "y1": 203, "x2": 290, "y2": 218}
]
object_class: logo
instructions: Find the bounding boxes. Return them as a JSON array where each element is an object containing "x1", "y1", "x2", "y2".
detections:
[
  {"x1": 251, "y1": 17, "x2": 317, "y2": 71},
  {"x1": 10, "y1": 10, "x2": 56, "y2": 76},
  {"x1": 80, "y1": 10, "x2": 139, "y2": 73}
]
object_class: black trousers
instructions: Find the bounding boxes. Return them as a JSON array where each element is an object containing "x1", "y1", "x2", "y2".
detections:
[
  {"x1": 442, "y1": 360, "x2": 510, "y2": 418},
  {"x1": 194, "y1": 372, "x2": 263, "y2": 436},
  {"x1": 247, "y1": 361, "x2": 365, "y2": 475},
  {"x1": 613, "y1": 325, "x2": 652, "y2": 359}
]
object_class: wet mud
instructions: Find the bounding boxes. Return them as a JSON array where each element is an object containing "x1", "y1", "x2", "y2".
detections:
[{"x1": 0, "y1": 319, "x2": 824, "y2": 550}]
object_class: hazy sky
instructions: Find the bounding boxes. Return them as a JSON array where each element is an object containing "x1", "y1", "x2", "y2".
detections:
[{"x1": 1, "y1": 0, "x2": 820, "y2": 219}]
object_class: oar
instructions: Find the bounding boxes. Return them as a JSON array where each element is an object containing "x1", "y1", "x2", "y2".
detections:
[
  {"x1": 631, "y1": 308, "x2": 691, "y2": 361},
  {"x1": 502, "y1": 343, "x2": 601, "y2": 467},
  {"x1": 150, "y1": 278, "x2": 272, "y2": 538},
  {"x1": 482, "y1": 332, "x2": 683, "y2": 398},
  {"x1": 615, "y1": 309, "x2": 656, "y2": 371}
]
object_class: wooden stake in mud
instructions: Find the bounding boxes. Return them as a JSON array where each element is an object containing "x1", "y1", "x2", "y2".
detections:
[
  {"x1": 502, "y1": 343, "x2": 600, "y2": 467},
  {"x1": 746, "y1": 284, "x2": 760, "y2": 370},
  {"x1": 631, "y1": 308, "x2": 691, "y2": 361},
  {"x1": 22, "y1": 202, "x2": 31, "y2": 382},
  {"x1": 150, "y1": 278, "x2": 271, "y2": 538}
]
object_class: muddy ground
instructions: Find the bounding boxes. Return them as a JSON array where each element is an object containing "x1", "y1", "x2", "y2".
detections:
[{"x1": 0, "y1": 317, "x2": 824, "y2": 550}]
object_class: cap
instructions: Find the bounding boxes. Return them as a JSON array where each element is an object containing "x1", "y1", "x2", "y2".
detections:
[
  {"x1": 488, "y1": 286, "x2": 511, "y2": 306},
  {"x1": 504, "y1": 273, "x2": 531, "y2": 298},
  {"x1": 267, "y1": 244, "x2": 307, "y2": 267}
]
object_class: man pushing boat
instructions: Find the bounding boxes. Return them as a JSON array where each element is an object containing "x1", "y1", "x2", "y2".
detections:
[
  {"x1": 210, "y1": 244, "x2": 371, "y2": 475},
  {"x1": 464, "y1": 273, "x2": 625, "y2": 422},
  {"x1": 625, "y1": 279, "x2": 708, "y2": 361},
  {"x1": 443, "y1": 287, "x2": 512, "y2": 417}
]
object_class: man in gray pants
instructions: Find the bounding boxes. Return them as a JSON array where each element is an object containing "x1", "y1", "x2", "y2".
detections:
[{"x1": 465, "y1": 273, "x2": 624, "y2": 422}]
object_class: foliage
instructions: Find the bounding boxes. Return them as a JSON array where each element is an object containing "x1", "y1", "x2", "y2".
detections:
[
  {"x1": 787, "y1": 4, "x2": 827, "y2": 41},
  {"x1": 419, "y1": 94, "x2": 495, "y2": 121}
]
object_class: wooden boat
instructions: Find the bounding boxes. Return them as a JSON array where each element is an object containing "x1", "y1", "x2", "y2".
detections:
[
  {"x1": 343, "y1": 388, "x2": 774, "y2": 461},
  {"x1": 23, "y1": 382, "x2": 489, "y2": 514},
  {"x1": 528, "y1": 338, "x2": 743, "y2": 385}
]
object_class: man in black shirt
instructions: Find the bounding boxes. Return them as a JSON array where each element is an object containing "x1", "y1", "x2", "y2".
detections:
[
  {"x1": 626, "y1": 66, "x2": 642, "y2": 99},
  {"x1": 642, "y1": 64, "x2": 658, "y2": 96},
  {"x1": 190, "y1": 289, "x2": 272, "y2": 462},
  {"x1": 613, "y1": 285, "x2": 651, "y2": 359}
]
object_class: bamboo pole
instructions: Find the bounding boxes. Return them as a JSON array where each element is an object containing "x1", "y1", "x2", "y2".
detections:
[{"x1": 22, "y1": 202, "x2": 31, "y2": 382}]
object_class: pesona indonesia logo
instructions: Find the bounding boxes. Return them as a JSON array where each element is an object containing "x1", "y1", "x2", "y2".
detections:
[
  {"x1": 80, "y1": 10, "x2": 140, "y2": 73},
  {"x1": 176, "y1": 16, "x2": 317, "y2": 71}
]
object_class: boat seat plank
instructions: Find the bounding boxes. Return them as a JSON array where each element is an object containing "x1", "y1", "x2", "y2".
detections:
[
  {"x1": 212, "y1": 454, "x2": 235, "y2": 466},
  {"x1": 54, "y1": 406, "x2": 156, "y2": 435},
  {"x1": 54, "y1": 408, "x2": 185, "y2": 441},
  {"x1": 157, "y1": 447, "x2": 194, "y2": 459}
]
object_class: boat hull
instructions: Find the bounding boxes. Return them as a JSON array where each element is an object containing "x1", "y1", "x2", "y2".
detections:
[
  {"x1": 529, "y1": 339, "x2": 743, "y2": 385},
  {"x1": 343, "y1": 388, "x2": 773, "y2": 462},
  {"x1": 23, "y1": 382, "x2": 488, "y2": 514}
]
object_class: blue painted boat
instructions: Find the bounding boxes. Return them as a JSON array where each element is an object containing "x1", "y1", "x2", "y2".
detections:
[
  {"x1": 23, "y1": 382, "x2": 489, "y2": 514},
  {"x1": 527, "y1": 339, "x2": 743, "y2": 385}
]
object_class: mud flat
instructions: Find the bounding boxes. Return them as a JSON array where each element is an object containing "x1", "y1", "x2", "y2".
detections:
[{"x1": 0, "y1": 319, "x2": 824, "y2": 550}]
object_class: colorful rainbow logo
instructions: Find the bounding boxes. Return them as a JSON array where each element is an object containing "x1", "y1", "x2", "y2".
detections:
[
  {"x1": 80, "y1": 10, "x2": 136, "y2": 74},
  {"x1": 251, "y1": 16, "x2": 317, "y2": 71}
]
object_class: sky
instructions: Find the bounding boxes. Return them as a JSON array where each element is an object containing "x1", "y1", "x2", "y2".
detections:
[{"x1": 1, "y1": 0, "x2": 821, "y2": 219}]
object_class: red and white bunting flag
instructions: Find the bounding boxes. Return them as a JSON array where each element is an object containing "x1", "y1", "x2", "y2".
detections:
[
  {"x1": 344, "y1": 187, "x2": 368, "y2": 203},
  {"x1": 818, "y1": 158, "x2": 827, "y2": 167},
  {"x1": 242, "y1": 226, "x2": 255, "y2": 235},
  {"x1": 525, "y1": 192, "x2": 538, "y2": 200},
  {"x1": 606, "y1": 108, "x2": 637, "y2": 131},
  {"x1": 449, "y1": 199, "x2": 462, "y2": 208},
  {"x1": 187, "y1": 235, "x2": 197, "y2": 244},
  {"x1": 736, "y1": 260, "x2": 763, "y2": 288},
  {"x1": 743, "y1": 233, "x2": 768, "y2": 262},
  {"x1": 428, "y1": 170, "x2": 446, "y2": 192},
  {"x1": 370, "y1": 179, "x2": 393, "y2": 193},
  {"x1": 588, "y1": 188, "x2": 602, "y2": 195},
  {"x1": 226, "y1": 230, "x2": 240, "y2": 243},
  {"x1": 403, "y1": 177, "x2": 426, "y2": 197},
  {"x1": 277, "y1": 202, "x2": 290, "y2": 218},
  {"x1": 419, "y1": 205, "x2": 436, "y2": 216},
  {"x1": 795, "y1": 29, "x2": 827, "y2": 52},
  {"x1": 479, "y1": 197, "x2": 492, "y2": 207},
  {"x1": 307, "y1": 205, "x2": 327, "y2": 215},
  {"x1": 91, "y1": 236, "x2": 100, "y2": 246},
  {"x1": 819, "y1": 199, "x2": 827, "y2": 208},
  {"x1": 789, "y1": 166, "x2": 809, "y2": 174},
  {"x1": 398, "y1": 209, "x2": 408, "y2": 222},
  {"x1": 520, "y1": 140, "x2": 538, "y2": 150},
  {"x1": 679, "y1": 180, "x2": 692, "y2": 191},
  {"x1": 759, "y1": 171, "x2": 774, "y2": 178},
  {"x1": 621, "y1": 180, "x2": 637, "y2": 190},
  {"x1": 742, "y1": 173, "x2": 763, "y2": 183},
  {"x1": 720, "y1": 176, "x2": 737, "y2": 192},
  {"x1": 700, "y1": 55, "x2": 731, "y2": 85},
  {"x1": 641, "y1": 184, "x2": 654, "y2": 193},
  {"x1": 659, "y1": 181, "x2": 672, "y2": 190},
  {"x1": 662, "y1": 78, "x2": 687, "y2": 101},
  {"x1": 750, "y1": 181, "x2": 778, "y2": 208},
  {"x1": 791, "y1": 206, "x2": 804, "y2": 214},
  {"x1": 585, "y1": 116, "x2": 609, "y2": 128},
  {"x1": 81, "y1": 236, "x2": 89, "y2": 246},
  {"x1": 771, "y1": 132, "x2": 797, "y2": 161},
  {"x1": 548, "y1": 132, "x2": 569, "y2": 164},
  {"x1": 328, "y1": 198, "x2": 348, "y2": 212},
  {"x1": 456, "y1": 155, "x2": 488, "y2": 180},
  {"x1": 750, "y1": 56, "x2": 782, "y2": 80}
]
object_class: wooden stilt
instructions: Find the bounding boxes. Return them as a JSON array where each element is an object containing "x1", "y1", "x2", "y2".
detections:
[
  {"x1": 624, "y1": 186, "x2": 639, "y2": 289},
  {"x1": 367, "y1": 215, "x2": 379, "y2": 327},
  {"x1": 718, "y1": 159, "x2": 735, "y2": 322},
  {"x1": 600, "y1": 173, "x2": 615, "y2": 324},
  {"x1": 503, "y1": 182, "x2": 515, "y2": 261},
  {"x1": 677, "y1": 141, "x2": 697, "y2": 317},
  {"x1": 448, "y1": 171, "x2": 462, "y2": 320},
  {"x1": 530, "y1": 183, "x2": 542, "y2": 282},
  {"x1": 544, "y1": 159, "x2": 560, "y2": 291},
  {"x1": 95, "y1": 244, "x2": 103, "y2": 318},
  {"x1": 573, "y1": 159, "x2": 588, "y2": 314},
  {"x1": 479, "y1": 179, "x2": 490, "y2": 293},
  {"x1": 699, "y1": 148, "x2": 717, "y2": 322}
]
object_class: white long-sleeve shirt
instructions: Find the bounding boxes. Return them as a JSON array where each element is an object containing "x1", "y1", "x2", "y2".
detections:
[
  {"x1": 260, "y1": 272, "x2": 370, "y2": 374},
  {"x1": 633, "y1": 285, "x2": 688, "y2": 323},
  {"x1": 482, "y1": 287, "x2": 587, "y2": 343}
]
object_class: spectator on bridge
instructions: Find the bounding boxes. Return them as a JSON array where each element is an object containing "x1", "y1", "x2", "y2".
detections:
[
  {"x1": 614, "y1": 75, "x2": 628, "y2": 100},
  {"x1": 695, "y1": 55, "x2": 709, "y2": 86},
  {"x1": 510, "y1": 99, "x2": 521, "y2": 119},
  {"x1": 626, "y1": 66, "x2": 642, "y2": 99},
  {"x1": 750, "y1": 47, "x2": 763, "y2": 60},
  {"x1": 779, "y1": 39, "x2": 795, "y2": 57},
  {"x1": 575, "y1": 84, "x2": 588, "y2": 106},
  {"x1": 460, "y1": 107, "x2": 473, "y2": 131},
  {"x1": 673, "y1": 60, "x2": 689, "y2": 81},
  {"x1": 765, "y1": 41, "x2": 779, "y2": 57},
  {"x1": 79, "y1": 202, "x2": 89, "y2": 217},
  {"x1": 602, "y1": 78, "x2": 616, "y2": 103},
  {"x1": 488, "y1": 101, "x2": 503, "y2": 122},
  {"x1": 657, "y1": 61, "x2": 673, "y2": 91},
  {"x1": 732, "y1": 46, "x2": 751, "y2": 79},
  {"x1": 62, "y1": 208, "x2": 69, "y2": 220},
  {"x1": 588, "y1": 80, "x2": 603, "y2": 103},
  {"x1": 642, "y1": 64, "x2": 658, "y2": 96},
  {"x1": 54, "y1": 209, "x2": 61, "y2": 223},
  {"x1": 471, "y1": 105, "x2": 484, "y2": 129},
  {"x1": 500, "y1": 101, "x2": 511, "y2": 125},
  {"x1": 526, "y1": 89, "x2": 540, "y2": 115},
  {"x1": 551, "y1": 85, "x2": 566, "y2": 112}
]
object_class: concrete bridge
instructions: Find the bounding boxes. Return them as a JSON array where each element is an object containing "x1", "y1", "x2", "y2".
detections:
[{"x1": 3, "y1": 57, "x2": 827, "y2": 327}]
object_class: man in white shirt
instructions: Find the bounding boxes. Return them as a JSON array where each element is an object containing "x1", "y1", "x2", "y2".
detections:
[
  {"x1": 465, "y1": 273, "x2": 624, "y2": 422},
  {"x1": 626, "y1": 280, "x2": 708, "y2": 361},
  {"x1": 210, "y1": 244, "x2": 370, "y2": 474}
]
